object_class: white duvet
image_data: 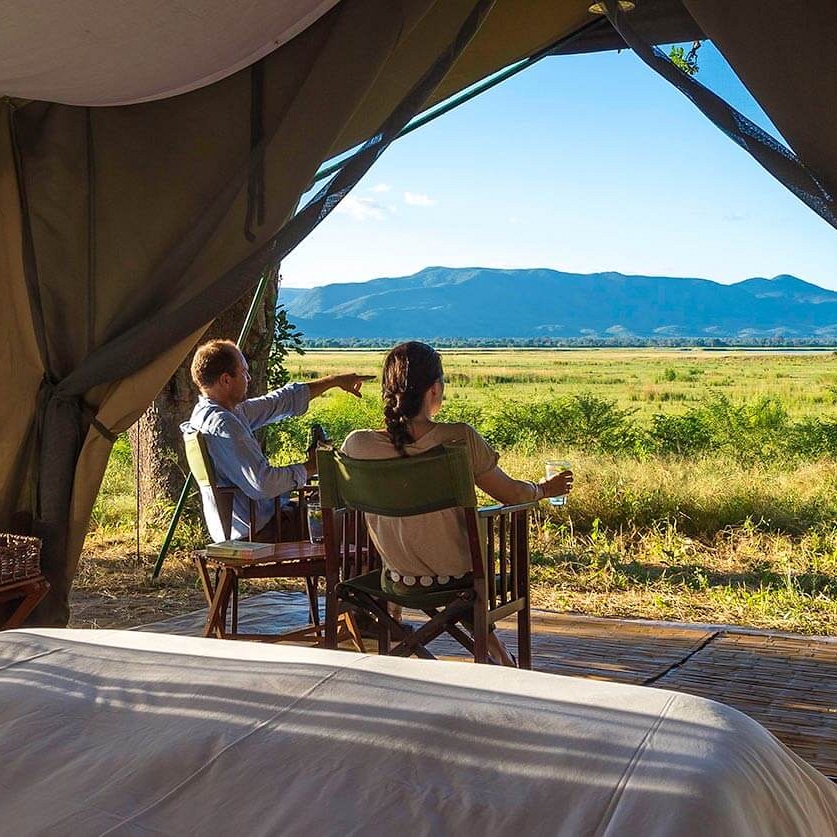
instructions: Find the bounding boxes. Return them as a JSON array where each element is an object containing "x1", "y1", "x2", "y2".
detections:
[{"x1": 1, "y1": 629, "x2": 836, "y2": 836}]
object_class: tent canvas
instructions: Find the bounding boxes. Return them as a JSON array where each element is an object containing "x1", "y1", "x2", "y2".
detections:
[{"x1": 0, "y1": 0, "x2": 835, "y2": 626}]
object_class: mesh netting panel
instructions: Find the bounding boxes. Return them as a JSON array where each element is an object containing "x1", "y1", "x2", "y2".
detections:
[{"x1": 601, "y1": 0, "x2": 836, "y2": 229}]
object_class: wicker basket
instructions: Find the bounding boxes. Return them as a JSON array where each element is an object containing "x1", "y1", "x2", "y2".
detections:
[{"x1": 0, "y1": 533, "x2": 42, "y2": 585}]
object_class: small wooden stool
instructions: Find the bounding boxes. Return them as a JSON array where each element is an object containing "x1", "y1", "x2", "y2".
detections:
[
  {"x1": 0, "y1": 534, "x2": 49, "y2": 630},
  {"x1": 0, "y1": 577, "x2": 50, "y2": 629}
]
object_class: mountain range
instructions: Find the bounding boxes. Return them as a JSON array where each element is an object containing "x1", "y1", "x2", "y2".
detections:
[{"x1": 280, "y1": 267, "x2": 837, "y2": 341}]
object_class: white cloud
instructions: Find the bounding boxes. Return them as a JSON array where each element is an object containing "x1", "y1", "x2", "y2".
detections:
[
  {"x1": 336, "y1": 195, "x2": 384, "y2": 221},
  {"x1": 404, "y1": 191, "x2": 437, "y2": 207},
  {"x1": 369, "y1": 183, "x2": 391, "y2": 193}
]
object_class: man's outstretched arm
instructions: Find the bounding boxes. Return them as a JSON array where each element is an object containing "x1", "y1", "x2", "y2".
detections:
[{"x1": 306, "y1": 373, "x2": 374, "y2": 400}]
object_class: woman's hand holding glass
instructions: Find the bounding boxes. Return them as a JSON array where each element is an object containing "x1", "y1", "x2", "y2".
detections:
[{"x1": 542, "y1": 463, "x2": 574, "y2": 506}]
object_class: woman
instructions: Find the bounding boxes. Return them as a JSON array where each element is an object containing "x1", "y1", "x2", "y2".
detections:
[{"x1": 342, "y1": 341, "x2": 573, "y2": 666}]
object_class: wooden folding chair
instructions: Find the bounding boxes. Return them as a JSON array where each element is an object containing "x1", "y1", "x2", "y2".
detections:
[
  {"x1": 318, "y1": 443, "x2": 534, "y2": 668},
  {"x1": 184, "y1": 430, "x2": 359, "y2": 649}
]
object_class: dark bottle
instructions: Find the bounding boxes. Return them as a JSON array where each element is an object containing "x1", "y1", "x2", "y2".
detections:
[{"x1": 307, "y1": 422, "x2": 330, "y2": 453}]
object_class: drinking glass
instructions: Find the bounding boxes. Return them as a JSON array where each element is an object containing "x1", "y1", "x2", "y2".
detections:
[
  {"x1": 545, "y1": 460, "x2": 571, "y2": 507},
  {"x1": 307, "y1": 502, "x2": 324, "y2": 543}
]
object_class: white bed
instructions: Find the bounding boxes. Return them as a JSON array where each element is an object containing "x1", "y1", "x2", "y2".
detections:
[{"x1": 2, "y1": 629, "x2": 836, "y2": 836}]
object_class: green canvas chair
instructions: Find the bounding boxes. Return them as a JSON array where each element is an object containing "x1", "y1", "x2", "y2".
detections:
[
  {"x1": 317, "y1": 443, "x2": 534, "y2": 668},
  {"x1": 183, "y1": 430, "x2": 331, "y2": 642},
  {"x1": 184, "y1": 430, "x2": 308, "y2": 543}
]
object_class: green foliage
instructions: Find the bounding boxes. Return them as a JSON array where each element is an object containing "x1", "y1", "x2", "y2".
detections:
[
  {"x1": 668, "y1": 42, "x2": 702, "y2": 76},
  {"x1": 266, "y1": 304, "x2": 304, "y2": 389},
  {"x1": 261, "y1": 382, "x2": 837, "y2": 468},
  {"x1": 90, "y1": 434, "x2": 135, "y2": 532},
  {"x1": 476, "y1": 393, "x2": 638, "y2": 454},
  {"x1": 650, "y1": 412, "x2": 713, "y2": 456},
  {"x1": 265, "y1": 393, "x2": 383, "y2": 460},
  {"x1": 561, "y1": 393, "x2": 639, "y2": 453},
  {"x1": 787, "y1": 418, "x2": 837, "y2": 459},
  {"x1": 436, "y1": 399, "x2": 485, "y2": 428}
]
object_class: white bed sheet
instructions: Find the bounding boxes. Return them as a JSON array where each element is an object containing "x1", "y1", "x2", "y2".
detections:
[{"x1": 1, "y1": 629, "x2": 836, "y2": 836}]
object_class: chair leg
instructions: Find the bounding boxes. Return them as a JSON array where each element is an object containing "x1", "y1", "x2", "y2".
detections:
[
  {"x1": 473, "y1": 591, "x2": 489, "y2": 665},
  {"x1": 515, "y1": 517, "x2": 533, "y2": 670},
  {"x1": 390, "y1": 597, "x2": 472, "y2": 659},
  {"x1": 231, "y1": 575, "x2": 239, "y2": 634},
  {"x1": 421, "y1": 610, "x2": 475, "y2": 656},
  {"x1": 517, "y1": 599, "x2": 532, "y2": 670},
  {"x1": 338, "y1": 588, "x2": 404, "y2": 657},
  {"x1": 324, "y1": 569, "x2": 339, "y2": 649},
  {"x1": 305, "y1": 577, "x2": 320, "y2": 626},
  {"x1": 204, "y1": 569, "x2": 234, "y2": 638},
  {"x1": 377, "y1": 619, "x2": 390, "y2": 656},
  {"x1": 341, "y1": 607, "x2": 366, "y2": 653}
]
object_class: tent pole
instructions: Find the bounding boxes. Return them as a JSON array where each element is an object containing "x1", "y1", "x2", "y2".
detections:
[
  {"x1": 151, "y1": 267, "x2": 278, "y2": 578},
  {"x1": 151, "y1": 475, "x2": 192, "y2": 578}
]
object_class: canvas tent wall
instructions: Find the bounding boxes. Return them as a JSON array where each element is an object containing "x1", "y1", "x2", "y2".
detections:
[{"x1": 0, "y1": 0, "x2": 834, "y2": 626}]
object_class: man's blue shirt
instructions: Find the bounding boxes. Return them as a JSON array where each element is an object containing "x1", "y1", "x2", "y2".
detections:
[{"x1": 181, "y1": 383, "x2": 310, "y2": 540}]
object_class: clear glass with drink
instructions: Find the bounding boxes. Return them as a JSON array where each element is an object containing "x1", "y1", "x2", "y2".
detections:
[
  {"x1": 545, "y1": 460, "x2": 571, "y2": 506},
  {"x1": 307, "y1": 502, "x2": 324, "y2": 543}
]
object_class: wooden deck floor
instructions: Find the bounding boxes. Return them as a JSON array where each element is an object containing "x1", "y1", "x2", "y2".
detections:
[{"x1": 144, "y1": 592, "x2": 837, "y2": 781}]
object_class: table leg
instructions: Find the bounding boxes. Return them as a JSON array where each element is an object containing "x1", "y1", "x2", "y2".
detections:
[{"x1": 204, "y1": 569, "x2": 234, "y2": 638}]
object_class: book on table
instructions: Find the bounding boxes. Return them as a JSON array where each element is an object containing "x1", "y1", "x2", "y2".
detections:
[{"x1": 205, "y1": 540, "x2": 275, "y2": 560}]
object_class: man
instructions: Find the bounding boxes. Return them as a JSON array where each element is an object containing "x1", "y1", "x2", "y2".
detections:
[{"x1": 181, "y1": 339, "x2": 372, "y2": 542}]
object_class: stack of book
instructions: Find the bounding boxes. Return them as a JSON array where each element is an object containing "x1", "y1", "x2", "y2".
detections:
[{"x1": 205, "y1": 540, "x2": 275, "y2": 561}]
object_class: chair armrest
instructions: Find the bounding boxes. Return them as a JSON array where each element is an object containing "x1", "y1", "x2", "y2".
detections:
[{"x1": 478, "y1": 501, "x2": 537, "y2": 518}]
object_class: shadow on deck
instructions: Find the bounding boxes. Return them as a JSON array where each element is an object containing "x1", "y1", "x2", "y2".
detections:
[{"x1": 142, "y1": 591, "x2": 837, "y2": 781}]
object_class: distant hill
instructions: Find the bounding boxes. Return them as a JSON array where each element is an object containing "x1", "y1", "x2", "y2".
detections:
[{"x1": 280, "y1": 267, "x2": 837, "y2": 341}]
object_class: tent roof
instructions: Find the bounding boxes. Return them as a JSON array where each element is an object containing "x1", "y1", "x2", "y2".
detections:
[
  {"x1": 0, "y1": 0, "x2": 703, "y2": 107},
  {"x1": 0, "y1": 0, "x2": 342, "y2": 106}
]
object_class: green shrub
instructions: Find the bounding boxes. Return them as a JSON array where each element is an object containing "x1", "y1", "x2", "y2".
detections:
[
  {"x1": 650, "y1": 412, "x2": 713, "y2": 456},
  {"x1": 786, "y1": 418, "x2": 837, "y2": 459},
  {"x1": 265, "y1": 394, "x2": 382, "y2": 460},
  {"x1": 560, "y1": 393, "x2": 640, "y2": 454}
]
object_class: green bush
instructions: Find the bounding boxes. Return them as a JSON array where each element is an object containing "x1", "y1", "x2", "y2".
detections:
[
  {"x1": 263, "y1": 388, "x2": 837, "y2": 469},
  {"x1": 265, "y1": 394, "x2": 382, "y2": 460},
  {"x1": 786, "y1": 418, "x2": 837, "y2": 459},
  {"x1": 649, "y1": 412, "x2": 713, "y2": 456}
]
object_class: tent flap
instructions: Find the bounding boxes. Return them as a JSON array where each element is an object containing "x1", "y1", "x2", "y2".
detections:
[
  {"x1": 8, "y1": 0, "x2": 502, "y2": 624},
  {"x1": 683, "y1": 0, "x2": 837, "y2": 202}
]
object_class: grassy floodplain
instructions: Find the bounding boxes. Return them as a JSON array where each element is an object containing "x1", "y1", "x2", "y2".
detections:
[
  {"x1": 86, "y1": 348, "x2": 837, "y2": 635},
  {"x1": 289, "y1": 347, "x2": 837, "y2": 419}
]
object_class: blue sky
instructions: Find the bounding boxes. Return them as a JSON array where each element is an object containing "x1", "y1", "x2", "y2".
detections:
[{"x1": 283, "y1": 42, "x2": 837, "y2": 291}]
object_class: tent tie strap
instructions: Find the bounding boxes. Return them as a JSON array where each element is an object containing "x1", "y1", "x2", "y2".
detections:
[{"x1": 37, "y1": 376, "x2": 117, "y2": 445}]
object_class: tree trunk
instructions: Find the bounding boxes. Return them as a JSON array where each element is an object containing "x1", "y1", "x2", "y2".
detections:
[{"x1": 128, "y1": 272, "x2": 278, "y2": 535}]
